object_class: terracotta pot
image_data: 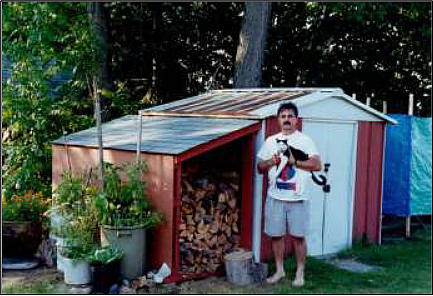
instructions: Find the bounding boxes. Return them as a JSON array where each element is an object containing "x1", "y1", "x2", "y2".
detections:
[{"x1": 2, "y1": 221, "x2": 42, "y2": 256}]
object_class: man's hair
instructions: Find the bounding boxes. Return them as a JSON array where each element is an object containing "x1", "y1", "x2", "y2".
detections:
[{"x1": 277, "y1": 102, "x2": 298, "y2": 117}]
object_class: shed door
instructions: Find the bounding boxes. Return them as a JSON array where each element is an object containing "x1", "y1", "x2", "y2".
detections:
[{"x1": 302, "y1": 120, "x2": 357, "y2": 256}]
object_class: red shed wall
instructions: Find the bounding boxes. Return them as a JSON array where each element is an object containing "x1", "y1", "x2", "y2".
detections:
[
  {"x1": 52, "y1": 145, "x2": 175, "y2": 269},
  {"x1": 352, "y1": 122, "x2": 385, "y2": 243}
]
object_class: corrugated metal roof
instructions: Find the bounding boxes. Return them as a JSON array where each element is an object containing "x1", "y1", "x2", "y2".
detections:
[
  {"x1": 53, "y1": 115, "x2": 259, "y2": 155},
  {"x1": 144, "y1": 89, "x2": 311, "y2": 118},
  {"x1": 142, "y1": 88, "x2": 397, "y2": 124}
]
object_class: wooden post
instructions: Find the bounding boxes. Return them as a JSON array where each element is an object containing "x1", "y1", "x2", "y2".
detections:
[
  {"x1": 408, "y1": 94, "x2": 414, "y2": 115},
  {"x1": 405, "y1": 93, "x2": 414, "y2": 238},
  {"x1": 366, "y1": 97, "x2": 371, "y2": 106},
  {"x1": 94, "y1": 77, "x2": 104, "y2": 189},
  {"x1": 136, "y1": 110, "x2": 143, "y2": 162},
  {"x1": 405, "y1": 216, "x2": 411, "y2": 239},
  {"x1": 382, "y1": 101, "x2": 387, "y2": 113}
]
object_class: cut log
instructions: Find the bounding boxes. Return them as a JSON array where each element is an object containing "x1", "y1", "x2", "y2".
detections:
[
  {"x1": 179, "y1": 166, "x2": 241, "y2": 275},
  {"x1": 182, "y1": 180, "x2": 194, "y2": 193}
]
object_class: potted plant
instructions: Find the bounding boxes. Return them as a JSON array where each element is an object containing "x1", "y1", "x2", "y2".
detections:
[
  {"x1": 49, "y1": 171, "x2": 96, "y2": 272},
  {"x1": 86, "y1": 246, "x2": 123, "y2": 293},
  {"x1": 55, "y1": 178, "x2": 99, "y2": 285},
  {"x1": 2, "y1": 190, "x2": 49, "y2": 256},
  {"x1": 94, "y1": 161, "x2": 163, "y2": 279},
  {"x1": 59, "y1": 242, "x2": 93, "y2": 285}
]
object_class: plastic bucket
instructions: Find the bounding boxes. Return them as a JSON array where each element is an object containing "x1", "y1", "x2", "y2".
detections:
[
  {"x1": 62, "y1": 257, "x2": 91, "y2": 285},
  {"x1": 101, "y1": 224, "x2": 147, "y2": 279}
]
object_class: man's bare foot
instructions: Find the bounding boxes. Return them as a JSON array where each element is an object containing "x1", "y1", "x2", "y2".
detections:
[
  {"x1": 292, "y1": 276, "x2": 305, "y2": 287},
  {"x1": 266, "y1": 271, "x2": 286, "y2": 284}
]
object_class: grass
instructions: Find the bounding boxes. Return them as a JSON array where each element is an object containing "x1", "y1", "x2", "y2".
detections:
[
  {"x1": 273, "y1": 226, "x2": 432, "y2": 294},
  {"x1": 183, "y1": 226, "x2": 431, "y2": 294}
]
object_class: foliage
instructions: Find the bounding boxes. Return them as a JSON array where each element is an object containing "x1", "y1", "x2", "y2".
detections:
[
  {"x1": 1, "y1": 190, "x2": 49, "y2": 222},
  {"x1": 1, "y1": 2, "x2": 430, "y2": 204},
  {"x1": 265, "y1": 2, "x2": 431, "y2": 115},
  {"x1": 107, "y1": 2, "x2": 243, "y2": 104},
  {"x1": 52, "y1": 171, "x2": 94, "y2": 217},
  {"x1": 85, "y1": 245, "x2": 123, "y2": 264},
  {"x1": 52, "y1": 172, "x2": 99, "y2": 260},
  {"x1": 2, "y1": 2, "x2": 97, "y2": 199},
  {"x1": 93, "y1": 161, "x2": 163, "y2": 228}
]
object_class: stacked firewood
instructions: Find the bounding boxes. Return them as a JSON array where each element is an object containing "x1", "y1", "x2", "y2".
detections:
[{"x1": 179, "y1": 169, "x2": 241, "y2": 274}]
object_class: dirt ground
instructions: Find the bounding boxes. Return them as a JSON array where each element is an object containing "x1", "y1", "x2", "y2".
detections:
[
  {"x1": 1, "y1": 266, "x2": 70, "y2": 293},
  {"x1": 1, "y1": 266, "x2": 274, "y2": 294}
]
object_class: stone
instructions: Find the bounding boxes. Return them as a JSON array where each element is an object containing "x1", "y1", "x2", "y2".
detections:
[
  {"x1": 69, "y1": 285, "x2": 92, "y2": 294},
  {"x1": 328, "y1": 258, "x2": 383, "y2": 273},
  {"x1": 119, "y1": 286, "x2": 136, "y2": 294}
]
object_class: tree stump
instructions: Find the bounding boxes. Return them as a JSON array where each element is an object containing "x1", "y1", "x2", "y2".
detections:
[{"x1": 224, "y1": 250, "x2": 253, "y2": 285}]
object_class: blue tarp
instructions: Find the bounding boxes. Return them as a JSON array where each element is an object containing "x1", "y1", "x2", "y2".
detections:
[
  {"x1": 410, "y1": 117, "x2": 432, "y2": 215},
  {"x1": 383, "y1": 114, "x2": 432, "y2": 217}
]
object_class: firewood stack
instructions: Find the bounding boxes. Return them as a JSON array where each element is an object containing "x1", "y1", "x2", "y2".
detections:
[{"x1": 179, "y1": 168, "x2": 241, "y2": 274}]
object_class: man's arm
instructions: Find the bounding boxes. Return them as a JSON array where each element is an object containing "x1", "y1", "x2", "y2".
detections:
[{"x1": 293, "y1": 155, "x2": 322, "y2": 172}]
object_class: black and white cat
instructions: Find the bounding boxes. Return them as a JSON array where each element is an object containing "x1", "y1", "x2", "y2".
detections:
[
  {"x1": 276, "y1": 139, "x2": 309, "y2": 162},
  {"x1": 271, "y1": 139, "x2": 310, "y2": 189}
]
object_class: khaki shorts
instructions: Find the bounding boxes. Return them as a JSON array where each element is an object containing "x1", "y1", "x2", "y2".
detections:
[{"x1": 264, "y1": 197, "x2": 311, "y2": 238}]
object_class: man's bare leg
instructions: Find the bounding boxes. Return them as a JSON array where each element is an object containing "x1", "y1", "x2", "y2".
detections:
[
  {"x1": 266, "y1": 236, "x2": 286, "y2": 284},
  {"x1": 292, "y1": 236, "x2": 306, "y2": 287}
]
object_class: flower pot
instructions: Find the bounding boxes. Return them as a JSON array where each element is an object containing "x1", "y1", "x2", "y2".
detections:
[
  {"x1": 90, "y1": 260, "x2": 121, "y2": 293},
  {"x1": 101, "y1": 224, "x2": 147, "y2": 279},
  {"x1": 2, "y1": 221, "x2": 42, "y2": 256},
  {"x1": 62, "y1": 257, "x2": 91, "y2": 285}
]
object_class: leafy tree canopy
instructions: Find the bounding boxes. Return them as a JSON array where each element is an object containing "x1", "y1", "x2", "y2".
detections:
[{"x1": 2, "y1": 2, "x2": 431, "y2": 199}]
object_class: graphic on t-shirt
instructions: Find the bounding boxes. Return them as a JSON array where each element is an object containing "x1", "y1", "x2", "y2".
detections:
[{"x1": 275, "y1": 139, "x2": 297, "y2": 190}]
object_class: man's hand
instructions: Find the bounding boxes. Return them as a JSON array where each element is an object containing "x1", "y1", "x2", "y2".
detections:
[
  {"x1": 272, "y1": 154, "x2": 281, "y2": 166},
  {"x1": 295, "y1": 155, "x2": 322, "y2": 171},
  {"x1": 257, "y1": 153, "x2": 281, "y2": 174}
]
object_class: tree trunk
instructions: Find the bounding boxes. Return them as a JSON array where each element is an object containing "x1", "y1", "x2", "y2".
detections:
[
  {"x1": 88, "y1": 2, "x2": 112, "y2": 121},
  {"x1": 234, "y1": 2, "x2": 272, "y2": 88},
  {"x1": 143, "y1": 3, "x2": 161, "y2": 104},
  {"x1": 88, "y1": 3, "x2": 109, "y2": 188}
]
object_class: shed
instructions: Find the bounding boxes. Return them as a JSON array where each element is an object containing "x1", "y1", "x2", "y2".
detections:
[{"x1": 52, "y1": 88, "x2": 396, "y2": 282}]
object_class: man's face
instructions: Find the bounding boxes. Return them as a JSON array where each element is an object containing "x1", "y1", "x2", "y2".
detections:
[{"x1": 278, "y1": 109, "x2": 298, "y2": 134}]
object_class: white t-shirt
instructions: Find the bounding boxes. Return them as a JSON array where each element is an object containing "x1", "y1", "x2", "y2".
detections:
[{"x1": 257, "y1": 131, "x2": 319, "y2": 201}]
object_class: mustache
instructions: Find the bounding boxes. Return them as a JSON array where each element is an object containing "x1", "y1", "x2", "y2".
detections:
[{"x1": 283, "y1": 121, "x2": 291, "y2": 125}]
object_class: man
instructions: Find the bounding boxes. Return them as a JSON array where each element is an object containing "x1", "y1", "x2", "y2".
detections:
[{"x1": 257, "y1": 102, "x2": 322, "y2": 287}]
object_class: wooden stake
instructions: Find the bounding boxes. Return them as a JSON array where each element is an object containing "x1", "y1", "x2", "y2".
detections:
[
  {"x1": 136, "y1": 110, "x2": 143, "y2": 162},
  {"x1": 405, "y1": 216, "x2": 411, "y2": 238},
  {"x1": 94, "y1": 77, "x2": 104, "y2": 189},
  {"x1": 403, "y1": 94, "x2": 414, "y2": 238},
  {"x1": 382, "y1": 101, "x2": 387, "y2": 113},
  {"x1": 408, "y1": 94, "x2": 414, "y2": 115}
]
